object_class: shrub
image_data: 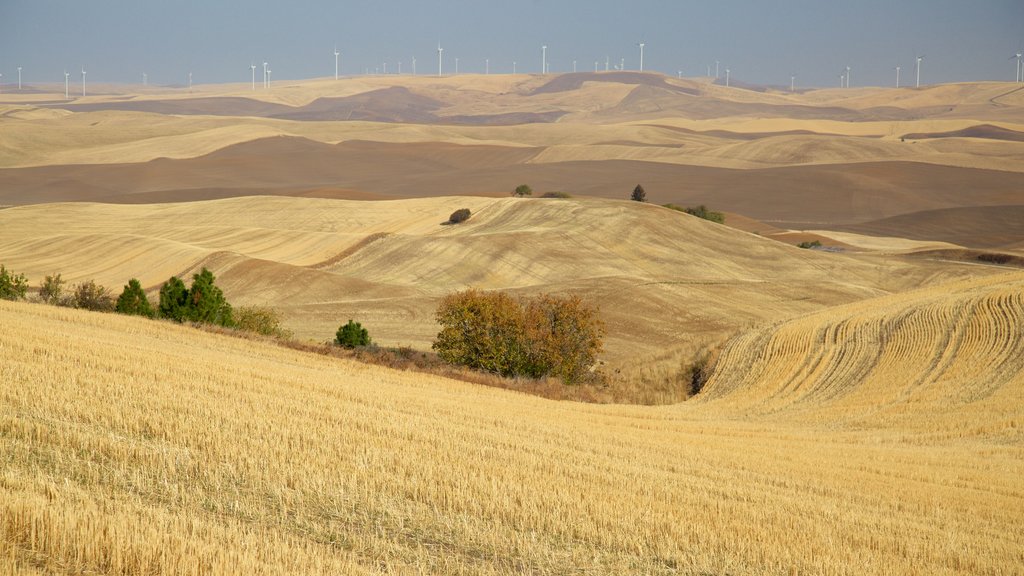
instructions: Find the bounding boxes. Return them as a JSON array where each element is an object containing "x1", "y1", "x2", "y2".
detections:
[
  {"x1": 336, "y1": 319, "x2": 371, "y2": 348},
  {"x1": 665, "y1": 204, "x2": 725, "y2": 224},
  {"x1": 39, "y1": 273, "x2": 66, "y2": 304},
  {"x1": 69, "y1": 280, "x2": 115, "y2": 312},
  {"x1": 631, "y1": 184, "x2": 647, "y2": 202},
  {"x1": 433, "y1": 289, "x2": 604, "y2": 384},
  {"x1": 513, "y1": 184, "x2": 533, "y2": 197},
  {"x1": 689, "y1": 353, "x2": 711, "y2": 396},
  {"x1": 797, "y1": 240, "x2": 822, "y2": 249},
  {"x1": 448, "y1": 208, "x2": 472, "y2": 224},
  {"x1": 541, "y1": 191, "x2": 572, "y2": 199},
  {"x1": 236, "y1": 305, "x2": 292, "y2": 339},
  {"x1": 158, "y1": 276, "x2": 190, "y2": 321},
  {"x1": 0, "y1": 264, "x2": 29, "y2": 301},
  {"x1": 115, "y1": 278, "x2": 155, "y2": 318}
]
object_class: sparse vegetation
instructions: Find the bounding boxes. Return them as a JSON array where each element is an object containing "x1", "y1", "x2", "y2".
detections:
[
  {"x1": 448, "y1": 208, "x2": 472, "y2": 224},
  {"x1": 66, "y1": 279, "x2": 115, "y2": 312},
  {"x1": 541, "y1": 191, "x2": 572, "y2": 199},
  {"x1": 631, "y1": 184, "x2": 647, "y2": 202},
  {"x1": 38, "y1": 273, "x2": 66, "y2": 305},
  {"x1": 433, "y1": 289, "x2": 604, "y2": 384},
  {"x1": 336, "y1": 319, "x2": 371, "y2": 348},
  {"x1": 0, "y1": 264, "x2": 29, "y2": 301},
  {"x1": 664, "y1": 203, "x2": 726, "y2": 224},
  {"x1": 115, "y1": 278, "x2": 155, "y2": 318},
  {"x1": 235, "y1": 305, "x2": 293, "y2": 339},
  {"x1": 512, "y1": 184, "x2": 533, "y2": 197},
  {"x1": 158, "y1": 276, "x2": 190, "y2": 321},
  {"x1": 798, "y1": 240, "x2": 823, "y2": 249}
]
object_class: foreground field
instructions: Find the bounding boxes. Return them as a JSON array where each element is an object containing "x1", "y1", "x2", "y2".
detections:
[{"x1": 2, "y1": 284, "x2": 1022, "y2": 574}]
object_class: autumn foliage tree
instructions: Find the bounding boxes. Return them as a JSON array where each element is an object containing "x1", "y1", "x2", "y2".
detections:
[{"x1": 433, "y1": 289, "x2": 604, "y2": 384}]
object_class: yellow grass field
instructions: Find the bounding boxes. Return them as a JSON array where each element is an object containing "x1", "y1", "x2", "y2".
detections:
[{"x1": 2, "y1": 283, "x2": 1023, "y2": 574}]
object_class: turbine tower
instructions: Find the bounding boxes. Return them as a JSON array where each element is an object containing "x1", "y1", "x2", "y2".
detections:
[
  {"x1": 81, "y1": 68, "x2": 86, "y2": 97},
  {"x1": 437, "y1": 43, "x2": 443, "y2": 77},
  {"x1": 454, "y1": 57, "x2": 458, "y2": 75},
  {"x1": 250, "y1": 63, "x2": 256, "y2": 91},
  {"x1": 334, "y1": 46, "x2": 340, "y2": 79},
  {"x1": 17, "y1": 67, "x2": 22, "y2": 90},
  {"x1": 142, "y1": 72, "x2": 147, "y2": 86},
  {"x1": 715, "y1": 60, "x2": 719, "y2": 78},
  {"x1": 915, "y1": 55, "x2": 924, "y2": 88},
  {"x1": 188, "y1": 72, "x2": 192, "y2": 91},
  {"x1": 412, "y1": 57, "x2": 416, "y2": 75},
  {"x1": 1012, "y1": 53, "x2": 1022, "y2": 83},
  {"x1": 790, "y1": 74, "x2": 795, "y2": 92},
  {"x1": 638, "y1": 42, "x2": 645, "y2": 71},
  {"x1": 846, "y1": 65, "x2": 851, "y2": 88},
  {"x1": 263, "y1": 61, "x2": 268, "y2": 89},
  {"x1": 542, "y1": 45, "x2": 547, "y2": 74},
  {"x1": 895, "y1": 65, "x2": 901, "y2": 88},
  {"x1": 64, "y1": 70, "x2": 69, "y2": 99},
  {"x1": 725, "y1": 68, "x2": 730, "y2": 87},
  {"x1": 267, "y1": 68, "x2": 272, "y2": 87},
  {"x1": 486, "y1": 59, "x2": 489, "y2": 74}
]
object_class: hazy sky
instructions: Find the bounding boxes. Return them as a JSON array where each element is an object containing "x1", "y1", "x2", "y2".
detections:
[{"x1": 1, "y1": 0, "x2": 1022, "y2": 88}]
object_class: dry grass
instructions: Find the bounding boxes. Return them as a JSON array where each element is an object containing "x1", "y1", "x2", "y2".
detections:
[{"x1": 2, "y1": 288, "x2": 1023, "y2": 574}]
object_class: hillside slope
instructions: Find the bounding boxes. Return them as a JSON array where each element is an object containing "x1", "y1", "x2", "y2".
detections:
[
  {"x1": 2, "y1": 300, "x2": 1022, "y2": 574},
  {"x1": 702, "y1": 271, "x2": 1024, "y2": 431},
  {"x1": 1, "y1": 195, "x2": 1003, "y2": 400}
]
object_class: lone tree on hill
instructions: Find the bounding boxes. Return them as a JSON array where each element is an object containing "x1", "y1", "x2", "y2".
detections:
[
  {"x1": 336, "y1": 319, "x2": 371, "y2": 348},
  {"x1": 631, "y1": 184, "x2": 647, "y2": 202},
  {"x1": 448, "y1": 208, "x2": 472, "y2": 224},
  {"x1": 115, "y1": 278, "x2": 155, "y2": 318},
  {"x1": 513, "y1": 184, "x2": 533, "y2": 197}
]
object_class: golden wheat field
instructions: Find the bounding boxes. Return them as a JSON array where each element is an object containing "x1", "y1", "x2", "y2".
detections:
[
  {"x1": 2, "y1": 71, "x2": 1024, "y2": 574},
  {"x1": 2, "y1": 283, "x2": 1023, "y2": 574}
]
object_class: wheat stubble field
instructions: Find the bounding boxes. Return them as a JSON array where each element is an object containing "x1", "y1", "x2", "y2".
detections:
[{"x1": 1, "y1": 72, "x2": 1024, "y2": 574}]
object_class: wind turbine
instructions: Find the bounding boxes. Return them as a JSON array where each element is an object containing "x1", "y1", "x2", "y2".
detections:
[
  {"x1": 412, "y1": 57, "x2": 416, "y2": 75},
  {"x1": 437, "y1": 43, "x2": 443, "y2": 77},
  {"x1": 513, "y1": 61, "x2": 517, "y2": 74},
  {"x1": 725, "y1": 68, "x2": 730, "y2": 87},
  {"x1": 454, "y1": 57, "x2": 458, "y2": 75},
  {"x1": 572, "y1": 59, "x2": 576, "y2": 73},
  {"x1": 846, "y1": 65, "x2": 851, "y2": 88},
  {"x1": 250, "y1": 63, "x2": 256, "y2": 91},
  {"x1": 267, "y1": 68, "x2": 272, "y2": 87},
  {"x1": 790, "y1": 74, "x2": 795, "y2": 92},
  {"x1": 188, "y1": 72, "x2": 193, "y2": 92},
  {"x1": 1011, "y1": 53, "x2": 1022, "y2": 83},
  {"x1": 64, "y1": 70, "x2": 69, "y2": 99},
  {"x1": 595, "y1": 61, "x2": 599, "y2": 73},
  {"x1": 0, "y1": 73, "x2": 3, "y2": 94},
  {"x1": 542, "y1": 45, "x2": 547, "y2": 74},
  {"x1": 638, "y1": 42, "x2": 645, "y2": 71},
  {"x1": 334, "y1": 46, "x2": 340, "y2": 79},
  {"x1": 142, "y1": 72, "x2": 147, "y2": 86},
  {"x1": 715, "y1": 60, "x2": 719, "y2": 78},
  {"x1": 915, "y1": 55, "x2": 924, "y2": 88},
  {"x1": 263, "y1": 61, "x2": 268, "y2": 88},
  {"x1": 895, "y1": 65, "x2": 901, "y2": 88},
  {"x1": 605, "y1": 56, "x2": 609, "y2": 72},
  {"x1": 81, "y1": 67, "x2": 86, "y2": 97},
  {"x1": 486, "y1": 59, "x2": 489, "y2": 74},
  {"x1": 17, "y1": 67, "x2": 22, "y2": 90}
]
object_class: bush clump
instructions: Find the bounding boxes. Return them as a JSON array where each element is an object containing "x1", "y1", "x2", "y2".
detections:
[
  {"x1": 0, "y1": 264, "x2": 29, "y2": 301},
  {"x1": 236, "y1": 305, "x2": 292, "y2": 339},
  {"x1": 665, "y1": 204, "x2": 725, "y2": 224},
  {"x1": 541, "y1": 191, "x2": 572, "y2": 199},
  {"x1": 115, "y1": 278, "x2": 155, "y2": 318},
  {"x1": 433, "y1": 289, "x2": 604, "y2": 384},
  {"x1": 38, "y1": 273, "x2": 66, "y2": 304},
  {"x1": 336, "y1": 319, "x2": 371, "y2": 348},
  {"x1": 158, "y1": 268, "x2": 234, "y2": 326},
  {"x1": 67, "y1": 279, "x2": 115, "y2": 312},
  {"x1": 448, "y1": 208, "x2": 472, "y2": 224},
  {"x1": 512, "y1": 184, "x2": 533, "y2": 197},
  {"x1": 797, "y1": 240, "x2": 823, "y2": 249}
]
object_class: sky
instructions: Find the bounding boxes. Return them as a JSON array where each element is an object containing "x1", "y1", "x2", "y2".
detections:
[{"x1": 1, "y1": 0, "x2": 1023, "y2": 88}]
